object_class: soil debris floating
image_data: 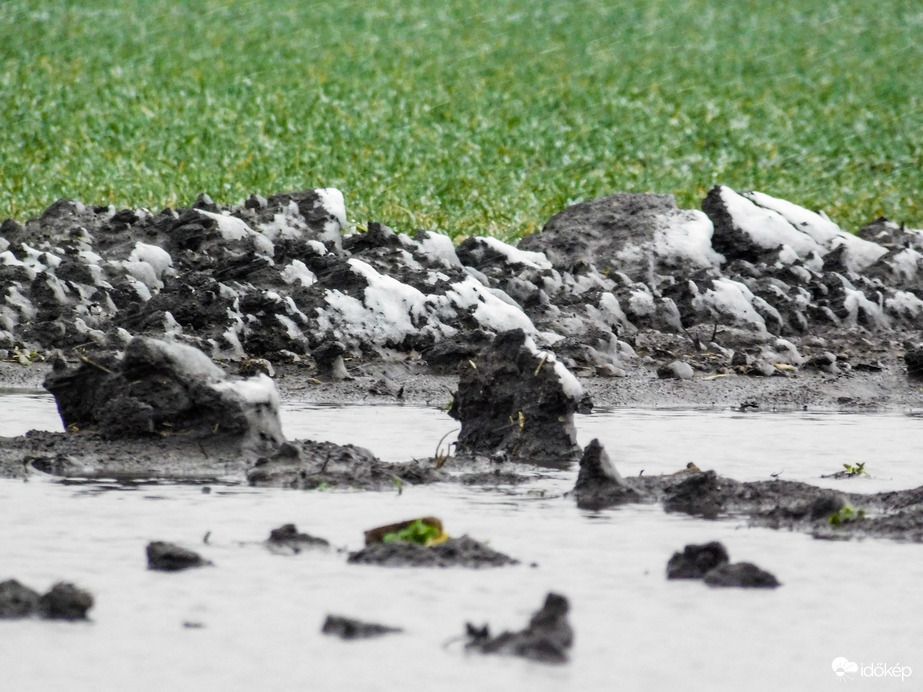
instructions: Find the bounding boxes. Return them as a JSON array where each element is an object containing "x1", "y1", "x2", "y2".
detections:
[
  {"x1": 464, "y1": 592, "x2": 573, "y2": 664},
  {"x1": 347, "y1": 535, "x2": 518, "y2": 569},
  {"x1": 572, "y1": 438, "x2": 647, "y2": 510},
  {"x1": 266, "y1": 524, "x2": 330, "y2": 554},
  {"x1": 0, "y1": 579, "x2": 41, "y2": 619},
  {"x1": 146, "y1": 541, "x2": 213, "y2": 572},
  {"x1": 0, "y1": 579, "x2": 94, "y2": 620},
  {"x1": 666, "y1": 542, "x2": 731, "y2": 580},
  {"x1": 321, "y1": 615, "x2": 403, "y2": 640}
]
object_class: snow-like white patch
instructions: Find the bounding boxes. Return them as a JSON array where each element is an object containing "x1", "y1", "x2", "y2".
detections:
[
  {"x1": 479, "y1": 236, "x2": 552, "y2": 271},
  {"x1": 887, "y1": 247, "x2": 923, "y2": 282},
  {"x1": 628, "y1": 288, "x2": 655, "y2": 317},
  {"x1": 162, "y1": 311, "x2": 183, "y2": 336},
  {"x1": 0, "y1": 251, "x2": 23, "y2": 268},
  {"x1": 523, "y1": 335, "x2": 584, "y2": 400},
  {"x1": 2, "y1": 243, "x2": 62, "y2": 278},
  {"x1": 275, "y1": 314, "x2": 307, "y2": 343},
  {"x1": 307, "y1": 240, "x2": 328, "y2": 256},
  {"x1": 744, "y1": 191, "x2": 842, "y2": 245},
  {"x1": 78, "y1": 249, "x2": 105, "y2": 277},
  {"x1": 5, "y1": 284, "x2": 36, "y2": 319},
  {"x1": 198, "y1": 210, "x2": 275, "y2": 256},
  {"x1": 349, "y1": 258, "x2": 428, "y2": 337},
  {"x1": 139, "y1": 338, "x2": 227, "y2": 382},
  {"x1": 415, "y1": 231, "x2": 462, "y2": 268},
  {"x1": 0, "y1": 238, "x2": 8, "y2": 252},
  {"x1": 315, "y1": 188, "x2": 347, "y2": 230},
  {"x1": 841, "y1": 281, "x2": 889, "y2": 329},
  {"x1": 718, "y1": 187, "x2": 821, "y2": 260},
  {"x1": 599, "y1": 292, "x2": 627, "y2": 321},
  {"x1": 743, "y1": 189, "x2": 887, "y2": 272},
  {"x1": 282, "y1": 297, "x2": 309, "y2": 324},
  {"x1": 128, "y1": 242, "x2": 173, "y2": 281},
  {"x1": 280, "y1": 260, "x2": 316, "y2": 287},
  {"x1": 444, "y1": 276, "x2": 536, "y2": 333},
  {"x1": 830, "y1": 234, "x2": 889, "y2": 273},
  {"x1": 124, "y1": 275, "x2": 152, "y2": 302},
  {"x1": 259, "y1": 200, "x2": 307, "y2": 241},
  {"x1": 44, "y1": 275, "x2": 71, "y2": 305},
  {"x1": 210, "y1": 372, "x2": 280, "y2": 410},
  {"x1": 692, "y1": 278, "x2": 768, "y2": 332},
  {"x1": 886, "y1": 290, "x2": 923, "y2": 318},
  {"x1": 654, "y1": 209, "x2": 724, "y2": 268},
  {"x1": 320, "y1": 259, "x2": 439, "y2": 346},
  {"x1": 397, "y1": 248, "x2": 424, "y2": 273},
  {"x1": 121, "y1": 261, "x2": 163, "y2": 292},
  {"x1": 73, "y1": 317, "x2": 108, "y2": 346}
]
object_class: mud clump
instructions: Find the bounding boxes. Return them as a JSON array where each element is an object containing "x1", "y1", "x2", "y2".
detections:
[
  {"x1": 667, "y1": 542, "x2": 779, "y2": 588},
  {"x1": 247, "y1": 439, "x2": 443, "y2": 490},
  {"x1": 44, "y1": 336, "x2": 284, "y2": 453},
  {"x1": 465, "y1": 592, "x2": 573, "y2": 664},
  {"x1": 0, "y1": 579, "x2": 94, "y2": 621},
  {"x1": 0, "y1": 579, "x2": 41, "y2": 619},
  {"x1": 666, "y1": 542, "x2": 730, "y2": 579},
  {"x1": 571, "y1": 440, "x2": 923, "y2": 544},
  {"x1": 266, "y1": 523, "x2": 330, "y2": 554},
  {"x1": 703, "y1": 562, "x2": 781, "y2": 588},
  {"x1": 347, "y1": 535, "x2": 518, "y2": 568},
  {"x1": 448, "y1": 328, "x2": 584, "y2": 468},
  {"x1": 146, "y1": 541, "x2": 212, "y2": 571},
  {"x1": 37, "y1": 582, "x2": 96, "y2": 620},
  {"x1": 572, "y1": 438, "x2": 647, "y2": 509},
  {"x1": 321, "y1": 615, "x2": 403, "y2": 639}
]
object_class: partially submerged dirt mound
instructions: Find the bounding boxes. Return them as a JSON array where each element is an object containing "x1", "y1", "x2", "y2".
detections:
[
  {"x1": 574, "y1": 439, "x2": 923, "y2": 543},
  {"x1": 347, "y1": 535, "x2": 518, "y2": 568},
  {"x1": 448, "y1": 328, "x2": 584, "y2": 468},
  {"x1": 465, "y1": 592, "x2": 573, "y2": 663},
  {"x1": 44, "y1": 336, "x2": 284, "y2": 451}
]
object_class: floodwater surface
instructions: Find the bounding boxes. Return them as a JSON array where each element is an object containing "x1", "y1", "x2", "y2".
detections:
[{"x1": 0, "y1": 393, "x2": 920, "y2": 691}]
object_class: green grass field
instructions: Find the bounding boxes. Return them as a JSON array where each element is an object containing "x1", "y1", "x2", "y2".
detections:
[{"x1": 1, "y1": 0, "x2": 920, "y2": 239}]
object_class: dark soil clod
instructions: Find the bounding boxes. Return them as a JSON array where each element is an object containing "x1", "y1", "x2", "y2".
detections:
[
  {"x1": 37, "y1": 582, "x2": 95, "y2": 620},
  {"x1": 146, "y1": 541, "x2": 212, "y2": 571},
  {"x1": 266, "y1": 524, "x2": 330, "y2": 554},
  {"x1": 347, "y1": 535, "x2": 518, "y2": 569},
  {"x1": 666, "y1": 542, "x2": 731, "y2": 579},
  {"x1": 573, "y1": 438, "x2": 647, "y2": 509},
  {"x1": 465, "y1": 592, "x2": 574, "y2": 664},
  {"x1": 321, "y1": 615, "x2": 403, "y2": 639},
  {"x1": 0, "y1": 579, "x2": 41, "y2": 619},
  {"x1": 703, "y1": 562, "x2": 782, "y2": 589}
]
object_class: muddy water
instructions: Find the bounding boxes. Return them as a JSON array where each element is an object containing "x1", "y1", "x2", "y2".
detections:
[{"x1": 1, "y1": 394, "x2": 921, "y2": 690}]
